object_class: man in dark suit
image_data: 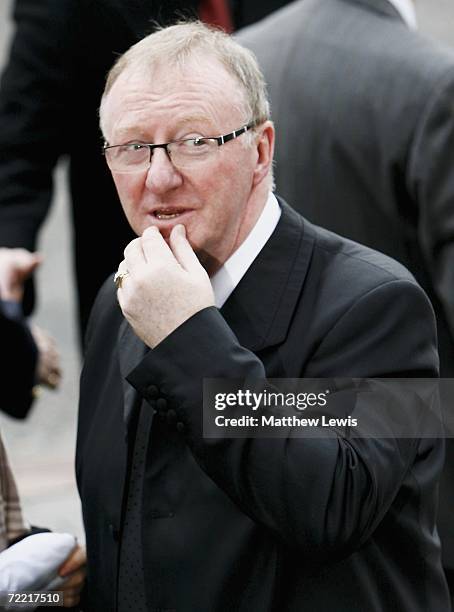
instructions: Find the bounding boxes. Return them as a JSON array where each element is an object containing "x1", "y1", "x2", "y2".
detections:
[
  {"x1": 76, "y1": 21, "x2": 450, "y2": 611},
  {"x1": 236, "y1": 0, "x2": 454, "y2": 596}
]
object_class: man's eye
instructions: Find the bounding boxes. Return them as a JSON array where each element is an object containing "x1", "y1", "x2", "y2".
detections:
[
  {"x1": 189, "y1": 138, "x2": 208, "y2": 147},
  {"x1": 128, "y1": 143, "x2": 146, "y2": 151},
  {"x1": 116, "y1": 143, "x2": 147, "y2": 154}
]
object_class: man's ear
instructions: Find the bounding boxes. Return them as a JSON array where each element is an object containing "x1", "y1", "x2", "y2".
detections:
[{"x1": 252, "y1": 121, "x2": 275, "y2": 187}]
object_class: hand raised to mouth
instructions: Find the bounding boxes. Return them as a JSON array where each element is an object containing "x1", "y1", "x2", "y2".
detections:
[{"x1": 116, "y1": 224, "x2": 215, "y2": 348}]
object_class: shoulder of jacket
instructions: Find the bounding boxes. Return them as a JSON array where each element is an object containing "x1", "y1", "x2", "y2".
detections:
[{"x1": 310, "y1": 221, "x2": 418, "y2": 287}]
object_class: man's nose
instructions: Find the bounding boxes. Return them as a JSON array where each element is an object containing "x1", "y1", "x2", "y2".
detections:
[{"x1": 144, "y1": 148, "x2": 183, "y2": 193}]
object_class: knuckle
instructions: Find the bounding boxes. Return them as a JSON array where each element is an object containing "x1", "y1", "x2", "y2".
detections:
[
  {"x1": 142, "y1": 225, "x2": 158, "y2": 237},
  {"x1": 124, "y1": 238, "x2": 140, "y2": 257}
]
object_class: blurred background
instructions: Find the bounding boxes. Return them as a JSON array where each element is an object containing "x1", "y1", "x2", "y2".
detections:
[{"x1": 0, "y1": 0, "x2": 453, "y2": 542}]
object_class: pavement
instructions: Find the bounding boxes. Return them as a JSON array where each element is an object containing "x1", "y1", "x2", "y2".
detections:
[{"x1": 0, "y1": 0, "x2": 453, "y2": 545}]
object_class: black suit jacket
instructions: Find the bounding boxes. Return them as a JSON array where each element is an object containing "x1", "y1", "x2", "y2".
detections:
[
  {"x1": 77, "y1": 202, "x2": 449, "y2": 611},
  {"x1": 237, "y1": 0, "x2": 454, "y2": 570}
]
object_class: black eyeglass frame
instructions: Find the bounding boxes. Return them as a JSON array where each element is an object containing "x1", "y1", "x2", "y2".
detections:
[{"x1": 102, "y1": 121, "x2": 257, "y2": 166}]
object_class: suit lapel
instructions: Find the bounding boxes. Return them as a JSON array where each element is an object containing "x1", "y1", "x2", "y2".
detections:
[
  {"x1": 221, "y1": 200, "x2": 315, "y2": 352},
  {"x1": 118, "y1": 318, "x2": 147, "y2": 430}
]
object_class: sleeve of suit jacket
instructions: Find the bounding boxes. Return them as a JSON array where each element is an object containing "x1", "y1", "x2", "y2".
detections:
[
  {"x1": 127, "y1": 278, "x2": 439, "y2": 561},
  {"x1": 0, "y1": 0, "x2": 80, "y2": 250}
]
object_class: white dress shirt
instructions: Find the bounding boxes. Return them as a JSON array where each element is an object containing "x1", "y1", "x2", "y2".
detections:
[
  {"x1": 210, "y1": 192, "x2": 281, "y2": 308},
  {"x1": 387, "y1": 0, "x2": 418, "y2": 29}
]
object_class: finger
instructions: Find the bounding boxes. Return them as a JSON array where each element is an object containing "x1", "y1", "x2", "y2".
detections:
[
  {"x1": 0, "y1": 270, "x2": 16, "y2": 300},
  {"x1": 140, "y1": 225, "x2": 175, "y2": 267},
  {"x1": 62, "y1": 594, "x2": 80, "y2": 608},
  {"x1": 62, "y1": 589, "x2": 83, "y2": 600},
  {"x1": 31, "y1": 326, "x2": 58, "y2": 350},
  {"x1": 0, "y1": 250, "x2": 41, "y2": 300},
  {"x1": 123, "y1": 237, "x2": 146, "y2": 273},
  {"x1": 13, "y1": 250, "x2": 43, "y2": 281},
  {"x1": 59, "y1": 545, "x2": 86, "y2": 577},
  {"x1": 42, "y1": 371, "x2": 61, "y2": 389},
  {"x1": 47, "y1": 348, "x2": 61, "y2": 366},
  {"x1": 22, "y1": 252, "x2": 43, "y2": 275},
  {"x1": 42, "y1": 331, "x2": 58, "y2": 348},
  {"x1": 39, "y1": 358, "x2": 62, "y2": 379},
  {"x1": 40, "y1": 342, "x2": 60, "y2": 361},
  {"x1": 61, "y1": 568, "x2": 86, "y2": 589},
  {"x1": 117, "y1": 259, "x2": 128, "y2": 275},
  {"x1": 169, "y1": 225, "x2": 202, "y2": 273},
  {"x1": 62, "y1": 587, "x2": 83, "y2": 600}
]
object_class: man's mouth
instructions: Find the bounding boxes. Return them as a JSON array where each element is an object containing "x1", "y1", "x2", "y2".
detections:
[{"x1": 153, "y1": 208, "x2": 190, "y2": 220}]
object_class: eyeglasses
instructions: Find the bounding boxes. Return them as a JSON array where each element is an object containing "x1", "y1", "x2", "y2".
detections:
[{"x1": 103, "y1": 122, "x2": 256, "y2": 174}]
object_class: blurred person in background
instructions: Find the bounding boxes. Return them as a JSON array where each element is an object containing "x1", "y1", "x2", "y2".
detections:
[
  {"x1": 238, "y1": 0, "x2": 454, "y2": 600},
  {"x1": 0, "y1": 247, "x2": 61, "y2": 416},
  {"x1": 0, "y1": 0, "x2": 292, "y2": 343},
  {"x1": 0, "y1": 247, "x2": 85, "y2": 608}
]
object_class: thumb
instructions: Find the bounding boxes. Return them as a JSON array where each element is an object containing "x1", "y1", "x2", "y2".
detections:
[
  {"x1": 0, "y1": 250, "x2": 42, "y2": 301},
  {"x1": 59, "y1": 544, "x2": 86, "y2": 577},
  {"x1": 17, "y1": 252, "x2": 43, "y2": 280}
]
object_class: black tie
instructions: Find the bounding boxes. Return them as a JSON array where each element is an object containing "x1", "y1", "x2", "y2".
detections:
[{"x1": 117, "y1": 401, "x2": 154, "y2": 611}]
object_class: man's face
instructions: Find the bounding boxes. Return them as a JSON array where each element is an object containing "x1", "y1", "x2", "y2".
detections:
[{"x1": 102, "y1": 57, "x2": 272, "y2": 271}]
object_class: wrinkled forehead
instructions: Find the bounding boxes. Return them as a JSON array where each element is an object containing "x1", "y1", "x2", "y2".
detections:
[{"x1": 101, "y1": 55, "x2": 249, "y2": 136}]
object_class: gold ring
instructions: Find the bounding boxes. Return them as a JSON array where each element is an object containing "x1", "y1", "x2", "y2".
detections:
[{"x1": 114, "y1": 270, "x2": 129, "y2": 289}]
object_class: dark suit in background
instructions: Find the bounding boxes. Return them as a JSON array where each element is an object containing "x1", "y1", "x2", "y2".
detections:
[
  {"x1": 229, "y1": 0, "x2": 293, "y2": 27},
  {"x1": 77, "y1": 202, "x2": 449, "y2": 611},
  {"x1": 237, "y1": 0, "x2": 454, "y2": 589}
]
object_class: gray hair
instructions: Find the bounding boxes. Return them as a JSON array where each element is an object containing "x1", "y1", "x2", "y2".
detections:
[{"x1": 99, "y1": 21, "x2": 271, "y2": 135}]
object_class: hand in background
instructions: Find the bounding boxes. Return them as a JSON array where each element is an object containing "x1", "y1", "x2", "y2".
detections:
[
  {"x1": 0, "y1": 247, "x2": 42, "y2": 302},
  {"x1": 0, "y1": 248, "x2": 62, "y2": 389},
  {"x1": 31, "y1": 325, "x2": 62, "y2": 389},
  {"x1": 58, "y1": 544, "x2": 87, "y2": 608}
]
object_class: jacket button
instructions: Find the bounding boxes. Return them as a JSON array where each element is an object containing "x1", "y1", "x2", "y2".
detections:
[{"x1": 146, "y1": 385, "x2": 159, "y2": 400}]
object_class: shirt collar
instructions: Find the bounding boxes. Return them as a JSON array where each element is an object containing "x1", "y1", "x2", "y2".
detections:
[
  {"x1": 386, "y1": 0, "x2": 417, "y2": 29},
  {"x1": 211, "y1": 192, "x2": 281, "y2": 308}
]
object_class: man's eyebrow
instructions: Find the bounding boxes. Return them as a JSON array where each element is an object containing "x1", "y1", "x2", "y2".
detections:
[
  {"x1": 114, "y1": 115, "x2": 214, "y2": 142},
  {"x1": 176, "y1": 115, "x2": 212, "y2": 129},
  {"x1": 115, "y1": 127, "x2": 149, "y2": 141}
]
